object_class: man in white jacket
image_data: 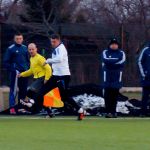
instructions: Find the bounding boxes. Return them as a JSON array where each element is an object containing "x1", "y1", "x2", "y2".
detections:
[
  {"x1": 46, "y1": 35, "x2": 70, "y2": 77},
  {"x1": 46, "y1": 34, "x2": 85, "y2": 120}
]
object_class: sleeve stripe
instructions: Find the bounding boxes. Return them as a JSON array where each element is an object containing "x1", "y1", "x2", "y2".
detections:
[
  {"x1": 103, "y1": 50, "x2": 119, "y2": 60},
  {"x1": 138, "y1": 47, "x2": 149, "y2": 77},
  {"x1": 104, "y1": 71, "x2": 106, "y2": 82},
  {"x1": 116, "y1": 51, "x2": 126, "y2": 64},
  {"x1": 8, "y1": 44, "x2": 15, "y2": 49}
]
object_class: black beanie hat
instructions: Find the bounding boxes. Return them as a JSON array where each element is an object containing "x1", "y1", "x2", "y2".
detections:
[{"x1": 109, "y1": 38, "x2": 120, "y2": 47}]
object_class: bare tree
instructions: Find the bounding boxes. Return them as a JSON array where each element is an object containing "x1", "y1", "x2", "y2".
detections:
[{"x1": 12, "y1": 0, "x2": 83, "y2": 37}]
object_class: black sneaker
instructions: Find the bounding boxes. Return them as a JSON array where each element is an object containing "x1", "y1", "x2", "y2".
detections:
[
  {"x1": 46, "y1": 108, "x2": 55, "y2": 118},
  {"x1": 105, "y1": 113, "x2": 117, "y2": 118}
]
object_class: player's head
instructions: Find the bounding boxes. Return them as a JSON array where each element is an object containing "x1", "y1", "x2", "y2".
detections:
[
  {"x1": 28, "y1": 43, "x2": 38, "y2": 57},
  {"x1": 109, "y1": 38, "x2": 120, "y2": 50},
  {"x1": 14, "y1": 32, "x2": 24, "y2": 45},
  {"x1": 50, "y1": 34, "x2": 61, "y2": 48}
]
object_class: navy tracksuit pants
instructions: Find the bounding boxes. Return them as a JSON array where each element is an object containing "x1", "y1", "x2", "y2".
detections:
[
  {"x1": 9, "y1": 71, "x2": 28, "y2": 108},
  {"x1": 141, "y1": 86, "x2": 150, "y2": 115}
]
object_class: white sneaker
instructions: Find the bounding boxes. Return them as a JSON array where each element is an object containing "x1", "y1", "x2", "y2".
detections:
[
  {"x1": 20, "y1": 99, "x2": 33, "y2": 108},
  {"x1": 28, "y1": 99, "x2": 35, "y2": 104},
  {"x1": 78, "y1": 108, "x2": 86, "y2": 120}
]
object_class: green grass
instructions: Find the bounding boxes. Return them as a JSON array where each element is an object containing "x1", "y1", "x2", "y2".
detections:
[
  {"x1": 122, "y1": 92, "x2": 142, "y2": 100},
  {"x1": 0, "y1": 117, "x2": 150, "y2": 150}
]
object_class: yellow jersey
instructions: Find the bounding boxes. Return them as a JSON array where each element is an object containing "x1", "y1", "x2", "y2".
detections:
[{"x1": 20, "y1": 53, "x2": 52, "y2": 80}]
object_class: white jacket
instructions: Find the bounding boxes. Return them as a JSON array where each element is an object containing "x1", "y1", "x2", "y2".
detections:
[{"x1": 46, "y1": 43, "x2": 71, "y2": 76}]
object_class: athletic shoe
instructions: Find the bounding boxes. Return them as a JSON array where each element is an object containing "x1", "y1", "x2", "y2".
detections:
[
  {"x1": 20, "y1": 99, "x2": 33, "y2": 108},
  {"x1": 10, "y1": 108, "x2": 16, "y2": 115},
  {"x1": 105, "y1": 113, "x2": 117, "y2": 118},
  {"x1": 78, "y1": 108, "x2": 86, "y2": 121},
  {"x1": 46, "y1": 107, "x2": 55, "y2": 118},
  {"x1": 18, "y1": 108, "x2": 31, "y2": 114}
]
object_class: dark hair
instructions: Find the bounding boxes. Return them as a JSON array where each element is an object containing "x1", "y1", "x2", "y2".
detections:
[
  {"x1": 50, "y1": 34, "x2": 60, "y2": 40},
  {"x1": 14, "y1": 32, "x2": 23, "y2": 37}
]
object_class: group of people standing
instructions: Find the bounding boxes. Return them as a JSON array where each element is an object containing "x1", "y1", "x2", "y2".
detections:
[
  {"x1": 4, "y1": 33, "x2": 84, "y2": 120},
  {"x1": 102, "y1": 38, "x2": 150, "y2": 118},
  {"x1": 3, "y1": 33, "x2": 150, "y2": 120}
]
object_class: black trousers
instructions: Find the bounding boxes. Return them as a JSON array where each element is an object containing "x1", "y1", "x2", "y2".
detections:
[
  {"x1": 26, "y1": 77, "x2": 45, "y2": 99},
  {"x1": 36, "y1": 75, "x2": 80, "y2": 111},
  {"x1": 25, "y1": 77, "x2": 45, "y2": 112},
  {"x1": 104, "y1": 88, "x2": 119, "y2": 114},
  {"x1": 141, "y1": 86, "x2": 150, "y2": 115}
]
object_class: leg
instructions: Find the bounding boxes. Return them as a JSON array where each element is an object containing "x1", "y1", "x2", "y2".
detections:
[
  {"x1": 110, "y1": 88, "x2": 119, "y2": 115},
  {"x1": 21, "y1": 76, "x2": 60, "y2": 113},
  {"x1": 141, "y1": 86, "x2": 150, "y2": 115},
  {"x1": 27, "y1": 78, "x2": 45, "y2": 112},
  {"x1": 36, "y1": 76, "x2": 58, "y2": 107},
  {"x1": 26, "y1": 77, "x2": 44, "y2": 99},
  {"x1": 57, "y1": 76, "x2": 80, "y2": 110},
  {"x1": 18, "y1": 77, "x2": 28, "y2": 108},
  {"x1": 9, "y1": 71, "x2": 17, "y2": 108},
  {"x1": 104, "y1": 88, "x2": 112, "y2": 114}
]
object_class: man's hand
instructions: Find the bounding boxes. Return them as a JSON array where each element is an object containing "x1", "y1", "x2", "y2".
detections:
[
  {"x1": 143, "y1": 76, "x2": 145, "y2": 80},
  {"x1": 17, "y1": 74, "x2": 21, "y2": 78},
  {"x1": 44, "y1": 79, "x2": 48, "y2": 84},
  {"x1": 43, "y1": 62, "x2": 47, "y2": 66}
]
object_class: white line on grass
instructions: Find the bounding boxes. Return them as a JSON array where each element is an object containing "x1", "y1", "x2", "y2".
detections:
[{"x1": 0, "y1": 116, "x2": 150, "y2": 120}]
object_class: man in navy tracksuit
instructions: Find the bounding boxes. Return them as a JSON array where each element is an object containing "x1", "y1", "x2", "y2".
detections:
[
  {"x1": 102, "y1": 38, "x2": 126, "y2": 118},
  {"x1": 4, "y1": 33, "x2": 29, "y2": 114},
  {"x1": 138, "y1": 45, "x2": 150, "y2": 116}
]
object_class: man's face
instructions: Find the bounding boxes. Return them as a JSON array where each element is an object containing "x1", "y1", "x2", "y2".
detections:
[
  {"x1": 50, "y1": 38, "x2": 60, "y2": 48},
  {"x1": 28, "y1": 44, "x2": 37, "y2": 57},
  {"x1": 110, "y1": 43, "x2": 119, "y2": 50},
  {"x1": 14, "y1": 35, "x2": 23, "y2": 45}
]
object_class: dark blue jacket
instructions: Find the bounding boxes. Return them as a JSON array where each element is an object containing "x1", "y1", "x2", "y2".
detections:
[
  {"x1": 138, "y1": 46, "x2": 150, "y2": 87},
  {"x1": 102, "y1": 48, "x2": 126, "y2": 88},
  {"x1": 3, "y1": 43, "x2": 29, "y2": 72}
]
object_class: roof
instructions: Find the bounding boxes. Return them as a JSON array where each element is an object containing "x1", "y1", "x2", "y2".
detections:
[{"x1": 0, "y1": 22, "x2": 118, "y2": 37}]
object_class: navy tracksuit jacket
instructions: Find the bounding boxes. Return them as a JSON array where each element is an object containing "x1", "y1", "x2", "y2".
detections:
[
  {"x1": 101, "y1": 48, "x2": 126, "y2": 114},
  {"x1": 102, "y1": 48, "x2": 126, "y2": 89},
  {"x1": 138, "y1": 46, "x2": 150, "y2": 87},
  {"x1": 4, "y1": 43, "x2": 29, "y2": 108},
  {"x1": 4, "y1": 43, "x2": 29, "y2": 72},
  {"x1": 138, "y1": 46, "x2": 150, "y2": 114}
]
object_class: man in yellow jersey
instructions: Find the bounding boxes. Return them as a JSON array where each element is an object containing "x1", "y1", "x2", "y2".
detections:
[{"x1": 18, "y1": 43, "x2": 52, "y2": 113}]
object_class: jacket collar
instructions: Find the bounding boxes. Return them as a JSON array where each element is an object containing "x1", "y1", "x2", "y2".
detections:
[
  {"x1": 14, "y1": 43, "x2": 22, "y2": 47},
  {"x1": 52, "y1": 42, "x2": 63, "y2": 54},
  {"x1": 54, "y1": 42, "x2": 63, "y2": 49},
  {"x1": 108, "y1": 48, "x2": 120, "y2": 52}
]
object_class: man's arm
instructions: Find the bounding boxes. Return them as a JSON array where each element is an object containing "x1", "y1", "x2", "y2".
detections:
[
  {"x1": 115, "y1": 51, "x2": 126, "y2": 65},
  {"x1": 20, "y1": 68, "x2": 33, "y2": 77},
  {"x1": 102, "y1": 50, "x2": 120, "y2": 65},
  {"x1": 38, "y1": 57, "x2": 52, "y2": 81},
  {"x1": 46, "y1": 48, "x2": 64, "y2": 64},
  {"x1": 3, "y1": 48, "x2": 13, "y2": 70},
  {"x1": 138, "y1": 47, "x2": 148, "y2": 78}
]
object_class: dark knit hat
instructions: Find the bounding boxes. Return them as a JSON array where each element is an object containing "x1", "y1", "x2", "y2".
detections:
[{"x1": 109, "y1": 38, "x2": 120, "y2": 47}]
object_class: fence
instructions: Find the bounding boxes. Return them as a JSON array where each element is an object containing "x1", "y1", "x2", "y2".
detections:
[{"x1": 0, "y1": 23, "x2": 145, "y2": 87}]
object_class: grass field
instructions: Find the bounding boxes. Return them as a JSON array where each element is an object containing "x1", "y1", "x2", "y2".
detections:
[
  {"x1": 123, "y1": 92, "x2": 142, "y2": 100},
  {"x1": 0, "y1": 116, "x2": 150, "y2": 150}
]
